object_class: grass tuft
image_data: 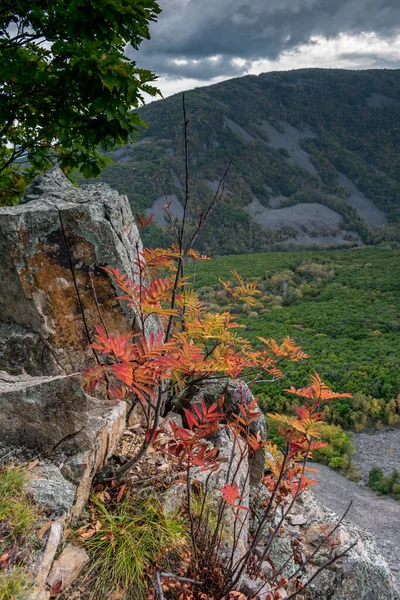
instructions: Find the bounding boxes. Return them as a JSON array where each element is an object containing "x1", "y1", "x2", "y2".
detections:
[
  {"x1": 0, "y1": 566, "x2": 33, "y2": 600},
  {"x1": 0, "y1": 466, "x2": 37, "y2": 549},
  {"x1": 81, "y1": 492, "x2": 188, "y2": 599}
]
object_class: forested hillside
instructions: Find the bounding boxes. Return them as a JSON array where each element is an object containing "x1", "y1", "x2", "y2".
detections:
[{"x1": 92, "y1": 68, "x2": 400, "y2": 255}]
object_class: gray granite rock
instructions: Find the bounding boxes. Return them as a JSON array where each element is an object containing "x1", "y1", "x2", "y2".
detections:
[
  {"x1": 0, "y1": 370, "x2": 102, "y2": 453},
  {"x1": 173, "y1": 377, "x2": 267, "y2": 485},
  {"x1": 0, "y1": 166, "x2": 161, "y2": 376},
  {"x1": 26, "y1": 464, "x2": 76, "y2": 515}
]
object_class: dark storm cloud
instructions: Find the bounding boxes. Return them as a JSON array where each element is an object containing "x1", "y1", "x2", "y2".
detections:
[{"x1": 127, "y1": 0, "x2": 400, "y2": 79}]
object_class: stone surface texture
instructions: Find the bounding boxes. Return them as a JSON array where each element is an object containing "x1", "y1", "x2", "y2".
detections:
[
  {"x1": 173, "y1": 377, "x2": 267, "y2": 485},
  {"x1": 46, "y1": 543, "x2": 90, "y2": 590},
  {"x1": 26, "y1": 464, "x2": 77, "y2": 516},
  {"x1": 0, "y1": 370, "x2": 103, "y2": 453},
  {"x1": 30, "y1": 517, "x2": 66, "y2": 600},
  {"x1": 0, "y1": 166, "x2": 160, "y2": 377},
  {"x1": 267, "y1": 492, "x2": 399, "y2": 600}
]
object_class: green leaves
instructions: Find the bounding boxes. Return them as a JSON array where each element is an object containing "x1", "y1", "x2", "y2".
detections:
[{"x1": 0, "y1": 0, "x2": 161, "y2": 204}]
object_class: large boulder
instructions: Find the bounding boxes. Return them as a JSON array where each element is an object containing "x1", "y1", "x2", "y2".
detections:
[
  {"x1": 0, "y1": 168, "x2": 151, "y2": 517},
  {"x1": 0, "y1": 167, "x2": 160, "y2": 377},
  {"x1": 0, "y1": 371, "x2": 104, "y2": 452}
]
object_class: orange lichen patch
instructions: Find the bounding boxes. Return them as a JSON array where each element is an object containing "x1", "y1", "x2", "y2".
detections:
[
  {"x1": 63, "y1": 231, "x2": 133, "y2": 338},
  {"x1": 15, "y1": 231, "x2": 133, "y2": 365},
  {"x1": 18, "y1": 249, "x2": 88, "y2": 353}
]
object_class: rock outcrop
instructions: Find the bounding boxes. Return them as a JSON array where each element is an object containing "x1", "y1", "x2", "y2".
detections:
[
  {"x1": 0, "y1": 168, "x2": 146, "y2": 597},
  {"x1": 0, "y1": 168, "x2": 146, "y2": 505},
  {"x1": 0, "y1": 166, "x2": 157, "y2": 377},
  {"x1": 271, "y1": 493, "x2": 399, "y2": 600}
]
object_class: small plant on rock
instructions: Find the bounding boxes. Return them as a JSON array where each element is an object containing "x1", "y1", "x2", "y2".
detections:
[{"x1": 82, "y1": 96, "x2": 355, "y2": 599}]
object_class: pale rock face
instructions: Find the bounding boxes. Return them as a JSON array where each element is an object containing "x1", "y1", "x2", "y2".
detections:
[
  {"x1": 0, "y1": 168, "x2": 142, "y2": 521},
  {"x1": 46, "y1": 543, "x2": 90, "y2": 590},
  {"x1": 267, "y1": 492, "x2": 399, "y2": 600},
  {"x1": 0, "y1": 166, "x2": 161, "y2": 376},
  {"x1": 0, "y1": 168, "x2": 159, "y2": 508}
]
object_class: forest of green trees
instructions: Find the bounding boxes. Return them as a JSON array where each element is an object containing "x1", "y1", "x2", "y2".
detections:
[{"x1": 191, "y1": 247, "x2": 400, "y2": 430}]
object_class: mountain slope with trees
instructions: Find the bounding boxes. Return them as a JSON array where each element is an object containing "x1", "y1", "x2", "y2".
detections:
[{"x1": 95, "y1": 68, "x2": 400, "y2": 255}]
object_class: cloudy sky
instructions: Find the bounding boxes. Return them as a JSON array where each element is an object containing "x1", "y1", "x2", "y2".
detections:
[{"x1": 127, "y1": 0, "x2": 400, "y2": 98}]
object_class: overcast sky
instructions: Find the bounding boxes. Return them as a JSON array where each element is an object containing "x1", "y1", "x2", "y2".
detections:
[{"x1": 127, "y1": 0, "x2": 400, "y2": 98}]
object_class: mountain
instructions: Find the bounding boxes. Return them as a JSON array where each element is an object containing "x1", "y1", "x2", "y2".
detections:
[{"x1": 93, "y1": 68, "x2": 400, "y2": 255}]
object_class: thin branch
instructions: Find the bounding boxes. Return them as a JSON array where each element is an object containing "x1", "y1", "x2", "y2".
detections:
[
  {"x1": 179, "y1": 93, "x2": 190, "y2": 254},
  {"x1": 155, "y1": 571, "x2": 165, "y2": 600},
  {"x1": 160, "y1": 573, "x2": 204, "y2": 586},
  {"x1": 156, "y1": 171, "x2": 180, "y2": 241},
  {"x1": 283, "y1": 542, "x2": 357, "y2": 600},
  {"x1": 184, "y1": 160, "x2": 232, "y2": 253}
]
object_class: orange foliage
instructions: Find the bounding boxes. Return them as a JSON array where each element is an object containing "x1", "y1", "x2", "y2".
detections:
[{"x1": 84, "y1": 245, "x2": 310, "y2": 405}]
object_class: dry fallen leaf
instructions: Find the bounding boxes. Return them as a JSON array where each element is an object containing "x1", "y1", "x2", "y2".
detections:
[
  {"x1": 28, "y1": 459, "x2": 39, "y2": 470},
  {"x1": 37, "y1": 520, "x2": 52, "y2": 539},
  {"x1": 117, "y1": 484, "x2": 126, "y2": 503},
  {"x1": 0, "y1": 553, "x2": 9, "y2": 568},
  {"x1": 50, "y1": 580, "x2": 62, "y2": 596},
  {"x1": 79, "y1": 528, "x2": 97, "y2": 540},
  {"x1": 74, "y1": 524, "x2": 90, "y2": 537},
  {"x1": 95, "y1": 520, "x2": 102, "y2": 532}
]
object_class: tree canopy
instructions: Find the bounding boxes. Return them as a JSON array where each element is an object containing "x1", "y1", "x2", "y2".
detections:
[{"x1": 0, "y1": 0, "x2": 161, "y2": 202}]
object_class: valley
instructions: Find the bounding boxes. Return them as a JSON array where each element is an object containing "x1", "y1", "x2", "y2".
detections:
[{"x1": 191, "y1": 247, "x2": 400, "y2": 431}]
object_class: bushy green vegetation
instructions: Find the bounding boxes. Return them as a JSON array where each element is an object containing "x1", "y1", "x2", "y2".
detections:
[
  {"x1": 0, "y1": 0, "x2": 161, "y2": 202},
  {"x1": 94, "y1": 69, "x2": 400, "y2": 254},
  {"x1": 265, "y1": 417, "x2": 360, "y2": 477},
  {"x1": 81, "y1": 493, "x2": 188, "y2": 599},
  {"x1": 368, "y1": 467, "x2": 400, "y2": 500},
  {"x1": 191, "y1": 247, "x2": 400, "y2": 431}
]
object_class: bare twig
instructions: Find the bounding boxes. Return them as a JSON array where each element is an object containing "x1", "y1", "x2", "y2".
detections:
[
  {"x1": 160, "y1": 572, "x2": 204, "y2": 586},
  {"x1": 156, "y1": 171, "x2": 180, "y2": 241},
  {"x1": 184, "y1": 159, "x2": 232, "y2": 253},
  {"x1": 155, "y1": 571, "x2": 165, "y2": 600}
]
